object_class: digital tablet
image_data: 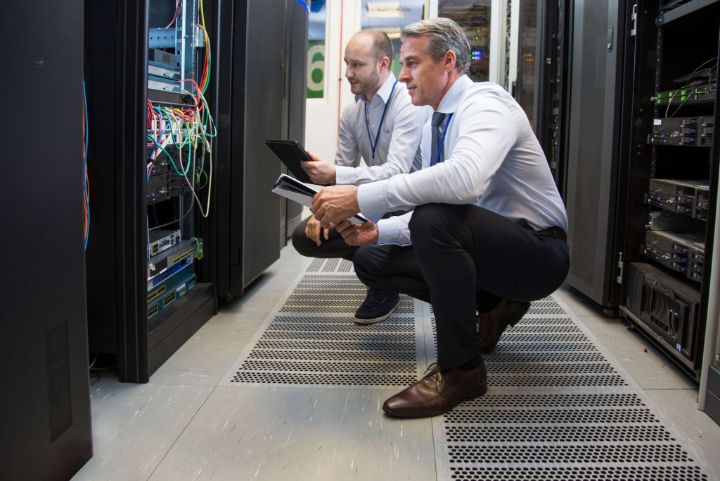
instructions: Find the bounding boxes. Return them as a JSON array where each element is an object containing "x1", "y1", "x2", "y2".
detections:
[{"x1": 265, "y1": 139, "x2": 313, "y2": 183}]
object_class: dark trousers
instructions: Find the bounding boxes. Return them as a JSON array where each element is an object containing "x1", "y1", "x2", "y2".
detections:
[
  {"x1": 291, "y1": 216, "x2": 358, "y2": 261},
  {"x1": 353, "y1": 204, "x2": 570, "y2": 370}
]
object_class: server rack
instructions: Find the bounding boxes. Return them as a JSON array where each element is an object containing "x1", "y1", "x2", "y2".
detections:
[
  {"x1": 438, "y1": 1, "x2": 492, "y2": 82},
  {"x1": 85, "y1": 0, "x2": 308, "y2": 382},
  {"x1": 513, "y1": 0, "x2": 571, "y2": 186},
  {"x1": 0, "y1": 1, "x2": 93, "y2": 479},
  {"x1": 615, "y1": 0, "x2": 720, "y2": 380}
]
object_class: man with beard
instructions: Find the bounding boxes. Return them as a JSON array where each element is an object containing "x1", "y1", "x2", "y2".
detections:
[{"x1": 294, "y1": 29, "x2": 427, "y2": 326}]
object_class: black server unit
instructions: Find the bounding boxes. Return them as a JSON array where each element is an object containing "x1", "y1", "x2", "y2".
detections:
[
  {"x1": 617, "y1": 0, "x2": 720, "y2": 380},
  {"x1": 562, "y1": 0, "x2": 631, "y2": 310},
  {"x1": 215, "y1": 0, "x2": 308, "y2": 300},
  {"x1": 85, "y1": 0, "x2": 308, "y2": 381},
  {"x1": 0, "y1": 0, "x2": 93, "y2": 479},
  {"x1": 514, "y1": 0, "x2": 571, "y2": 186},
  {"x1": 284, "y1": 2, "x2": 309, "y2": 241}
]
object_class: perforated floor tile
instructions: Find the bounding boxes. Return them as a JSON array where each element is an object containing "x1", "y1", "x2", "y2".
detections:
[
  {"x1": 224, "y1": 258, "x2": 709, "y2": 480},
  {"x1": 227, "y1": 261, "x2": 423, "y2": 388}
]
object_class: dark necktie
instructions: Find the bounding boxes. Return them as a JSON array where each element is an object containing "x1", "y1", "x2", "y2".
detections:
[{"x1": 430, "y1": 112, "x2": 448, "y2": 166}]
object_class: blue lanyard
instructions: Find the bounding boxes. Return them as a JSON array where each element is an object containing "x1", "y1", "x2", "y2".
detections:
[
  {"x1": 365, "y1": 79, "x2": 399, "y2": 162},
  {"x1": 435, "y1": 113, "x2": 454, "y2": 165}
]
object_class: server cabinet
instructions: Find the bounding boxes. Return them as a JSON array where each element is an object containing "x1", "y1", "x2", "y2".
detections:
[
  {"x1": 217, "y1": 0, "x2": 308, "y2": 299},
  {"x1": 0, "y1": 0, "x2": 93, "y2": 478},
  {"x1": 284, "y1": 1, "x2": 309, "y2": 240},
  {"x1": 85, "y1": 0, "x2": 217, "y2": 382},
  {"x1": 617, "y1": 0, "x2": 720, "y2": 379},
  {"x1": 514, "y1": 0, "x2": 571, "y2": 186},
  {"x1": 563, "y1": 0, "x2": 629, "y2": 309},
  {"x1": 85, "y1": 0, "x2": 308, "y2": 381}
]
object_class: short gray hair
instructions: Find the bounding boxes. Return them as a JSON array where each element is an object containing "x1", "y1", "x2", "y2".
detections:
[{"x1": 401, "y1": 18, "x2": 471, "y2": 74}]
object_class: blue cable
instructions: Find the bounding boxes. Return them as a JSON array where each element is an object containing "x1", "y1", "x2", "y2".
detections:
[{"x1": 295, "y1": 0, "x2": 309, "y2": 13}]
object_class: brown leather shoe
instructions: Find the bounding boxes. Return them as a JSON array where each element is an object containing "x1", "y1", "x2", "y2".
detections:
[
  {"x1": 382, "y1": 361, "x2": 487, "y2": 418},
  {"x1": 476, "y1": 299, "x2": 530, "y2": 354}
]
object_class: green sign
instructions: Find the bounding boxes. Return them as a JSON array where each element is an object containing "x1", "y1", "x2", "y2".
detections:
[{"x1": 307, "y1": 40, "x2": 325, "y2": 99}]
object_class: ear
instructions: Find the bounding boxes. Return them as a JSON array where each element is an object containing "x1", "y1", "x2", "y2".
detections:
[
  {"x1": 378, "y1": 56, "x2": 391, "y2": 72},
  {"x1": 443, "y1": 50, "x2": 457, "y2": 72}
]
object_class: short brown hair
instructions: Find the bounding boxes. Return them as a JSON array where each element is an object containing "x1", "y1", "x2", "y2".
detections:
[{"x1": 356, "y1": 29, "x2": 394, "y2": 67}]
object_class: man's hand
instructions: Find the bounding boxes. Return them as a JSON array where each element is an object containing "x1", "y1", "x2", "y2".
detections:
[
  {"x1": 301, "y1": 151, "x2": 337, "y2": 185},
  {"x1": 312, "y1": 185, "x2": 360, "y2": 228},
  {"x1": 336, "y1": 220, "x2": 379, "y2": 246},
  {"x1": 304, "y1": 216, "x2": 330, "y2": 247}
]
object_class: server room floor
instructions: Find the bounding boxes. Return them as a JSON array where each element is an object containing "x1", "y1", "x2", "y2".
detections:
[{"x1": 73, "y1": 246, "x2": 720, "y2": 481}]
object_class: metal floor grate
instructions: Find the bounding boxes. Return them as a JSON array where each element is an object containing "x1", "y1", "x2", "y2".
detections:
[
  {"x1": 226, "y1": 257, "x2": 708, "y2": 479},
  {"x1": 230, "y1": 262, "x2": 420, "y2": 387},
  {"x1": 432, "y1": 295, "x2": 708, "y2": 480}
]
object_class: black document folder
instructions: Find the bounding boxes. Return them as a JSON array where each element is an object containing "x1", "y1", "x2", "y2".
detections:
[{"x1": 271, "y1": 174, "x2": 369, "y2": 224}]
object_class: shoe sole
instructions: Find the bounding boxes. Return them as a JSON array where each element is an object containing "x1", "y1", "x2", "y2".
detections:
[
  {"x1": 382, "y1": 384, "x2": 488, "y2": 419},
  {"x1": 353, "y1": 300, "x2": 399, "y2": 325}
]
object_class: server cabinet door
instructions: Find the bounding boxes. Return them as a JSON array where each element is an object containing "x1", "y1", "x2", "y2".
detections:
[
  {"x1": 285, "y1": 0, "x2": 309, "y2": 237},
  {"x1": 564, "y1": 0, "x2": 625, "y2": 308},
  {"x1": 230, "y1": 0, "x2": 286, "y2": 293},
  {"x1": 0, "y1": 0, "x2": 93, "y2": 478}
]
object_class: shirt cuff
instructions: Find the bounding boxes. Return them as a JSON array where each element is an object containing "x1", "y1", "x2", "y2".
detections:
[
  {"x1": 357, "y1": 181, "x2": 390, "y2": 222},
  {"x1": 376, "y1": 213, "x2": 412, "y2": 245},
  {"x1": 334, "y1": 165, "x2": 357, "y2": 185}
]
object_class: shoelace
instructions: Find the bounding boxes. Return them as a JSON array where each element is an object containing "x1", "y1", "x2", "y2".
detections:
[{"x1": 423, "y1": 362, "x2": 442, "y2": 381}]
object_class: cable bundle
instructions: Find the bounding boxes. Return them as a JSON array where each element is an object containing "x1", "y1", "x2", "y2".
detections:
[
  {"x1": 146, "y1": 79, "x2": 216, "y2": 218},
  {"x1": 663, "y1": 56, "x2": 717, "y2": 118}
]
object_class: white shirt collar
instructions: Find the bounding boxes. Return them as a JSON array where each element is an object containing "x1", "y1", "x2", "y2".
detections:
[
  {"x1": 355, "y1": 72, "x2": 398, "y2": 104},
  {"x1": 436, "y1": 74, "x2": 473, "y2": 114}
]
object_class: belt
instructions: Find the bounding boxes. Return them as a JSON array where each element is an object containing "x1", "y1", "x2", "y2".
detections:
[{"x1": 536, "y1": 226, "x2": 567, "y2": 242}]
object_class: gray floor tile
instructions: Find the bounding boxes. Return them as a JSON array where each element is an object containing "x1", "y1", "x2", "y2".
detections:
[
  {"x1": 555, "y1": 285, "x2": 608, "y2": 317},
  {"x1": 76, "y1": 246, "x2": 720, "y2": 481},
  {"x1": 147, "y1": 385, "x2": 436, "y2": 481},
  {"x1": 149, "y1": 330, "x2": 256, "y2": 386},
  {"x1": 72, "y1": 379, "x2": 214, "y2": 481},
  {"x1": 575, "y1": 313, "x2": 693, "y2": 390},
  {"x1": 645, "y1": 388, "x2": 720, "y2": 478}
]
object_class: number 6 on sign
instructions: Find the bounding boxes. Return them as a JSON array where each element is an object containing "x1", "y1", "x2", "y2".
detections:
[{"x1": 307, "y1": 42, "x2": 325, "y2": 98}]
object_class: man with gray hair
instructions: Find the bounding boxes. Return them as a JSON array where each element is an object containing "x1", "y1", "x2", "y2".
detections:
[
  {"x1": 311, "y1": 18, "x2": 569, "y2": 418},
  {"x1": 294, "y1": 29, "x2": 427, "y2": 325}
]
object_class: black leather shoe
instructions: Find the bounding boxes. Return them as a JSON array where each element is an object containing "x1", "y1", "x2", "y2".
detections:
[
  {"x1": 476, "y1": 299, "x2": 530, "y2": 353},
  {"x1": 383, "y1": 361, "x2": 487, "y2": 418},
  {"x1": 354, "y1": 287, "x2": 399, "y2": 325}
]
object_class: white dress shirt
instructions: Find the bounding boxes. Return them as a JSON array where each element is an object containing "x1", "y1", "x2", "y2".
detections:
[
  {"x1": 335, "y1": 73, "x2": 429, "y2": 185},
  {"x1": 364, "y1": 75, "x2": 569, "y2": 245}
]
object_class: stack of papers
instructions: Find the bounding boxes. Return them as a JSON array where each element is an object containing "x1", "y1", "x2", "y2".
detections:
[{"x1": 272, "y1": 174, "x2": 369, "y2": 224}]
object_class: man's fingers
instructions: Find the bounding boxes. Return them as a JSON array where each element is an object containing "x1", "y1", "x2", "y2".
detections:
[
  {"x1": 336, "y1": 220, "x2": 356, "y2": 237},
  {"x1": 306, "y1": 150, "x2": 319, "y2": 162}
]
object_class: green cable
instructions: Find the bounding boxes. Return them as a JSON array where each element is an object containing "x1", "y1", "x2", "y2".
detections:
[{"x1": 148, "y1": 135, "x2": 190, "y2": 176}]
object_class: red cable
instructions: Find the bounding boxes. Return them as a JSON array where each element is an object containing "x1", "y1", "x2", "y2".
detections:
[{"x1": 165, "y1": 0, "x2": 182, "y2": 29}]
